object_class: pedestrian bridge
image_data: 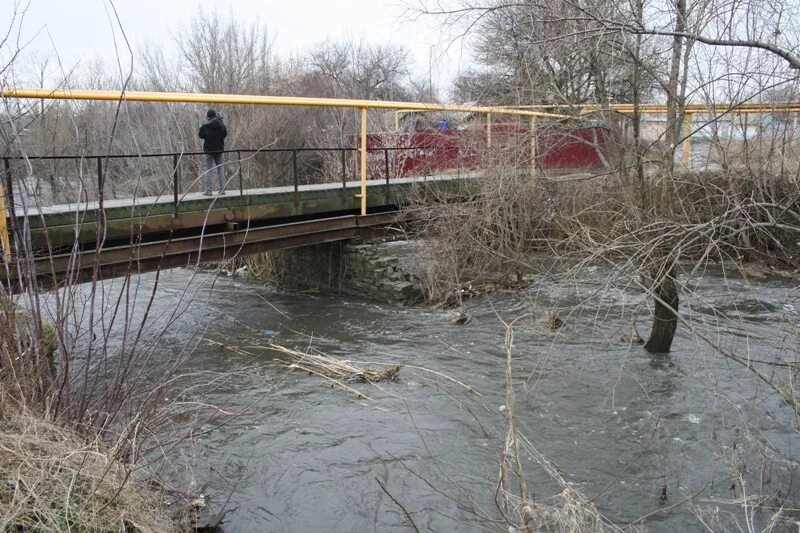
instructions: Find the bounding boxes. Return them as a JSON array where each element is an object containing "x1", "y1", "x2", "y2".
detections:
[
  {"x1": 2, "y1": 87, "x2": 667, "y2": 289},
  {"x1": 4, "y1": 168, "x2": 479, "y2": 287},
  {"x1": 1, "y1": 87, "x2": 794, "y2": 290},
  {"x1": 1, "y1": 88, "x2": 570, "y2": 289}
]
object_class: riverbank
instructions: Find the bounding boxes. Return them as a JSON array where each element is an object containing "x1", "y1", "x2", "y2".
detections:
[
  {"x1": 217, "y1": 238, "x2": 428, "y2": 304},
  {"x1": 0, "y1": 403, "x2": 173, "y2": 532},
  {"x1": 215, "y1": 236, "x2": 800, "y2": 312}
]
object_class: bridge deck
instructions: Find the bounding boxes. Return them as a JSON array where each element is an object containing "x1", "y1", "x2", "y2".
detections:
[
  {"x1": 3, "y1": 171, "x2": 482, "y2": 286},
  {"x1": 13, "y1": 172, "x2": 475, "y2": 218},
  {"x1": 11, "y1": 172, "x2": 480, "y2": 252}
]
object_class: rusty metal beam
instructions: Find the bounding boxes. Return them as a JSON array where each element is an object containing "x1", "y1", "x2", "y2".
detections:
[{"x1": 11, "y1": 213, "x2": 400, "y2": 288}]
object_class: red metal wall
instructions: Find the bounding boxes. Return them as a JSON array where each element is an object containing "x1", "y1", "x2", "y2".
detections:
[{"x1": 366, "y1": 124, "x2": 609, "y2": 178}]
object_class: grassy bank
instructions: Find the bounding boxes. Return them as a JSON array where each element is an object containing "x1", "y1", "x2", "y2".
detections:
[{"x1": 0, "y1": 400, "x2": 175, "y2": 532}]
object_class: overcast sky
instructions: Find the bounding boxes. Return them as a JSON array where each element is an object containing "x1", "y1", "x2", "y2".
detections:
[{"x1": 7, "y1": 0, "x2": 473, "y2": 97}]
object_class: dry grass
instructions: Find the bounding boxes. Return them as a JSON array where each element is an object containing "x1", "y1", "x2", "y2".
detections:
[
  {"x1": 269, "y1": 343, "x2": 402, "y2": 399},
  {"x1": 497, "y1": 317, "x2": 620, "y2": 533},
  {"x1": 0, "y1": 401, "x2": 174, "y2": 532},
  {"x1": 405, "y1": 159, "x2": 800, "y2": 306},
  {"x1": 216, "y1": 251, "x2": 283, "y2": 281}
]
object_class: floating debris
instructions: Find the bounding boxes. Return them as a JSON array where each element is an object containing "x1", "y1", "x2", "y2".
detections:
[
  {"x1": 545, "y1": 310, "x2": 564, "y2": 331},
  {"x1": 447, "y1": 310, "x2": 471, "y2": 325},
  {"x1": 269, "y1": 343, "x2": 402, "y2": 398}
]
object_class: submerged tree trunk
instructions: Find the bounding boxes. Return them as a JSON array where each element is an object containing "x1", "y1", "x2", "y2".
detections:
[{"x1": 644, "y1": 266, "x2": 679, "y2": 353}]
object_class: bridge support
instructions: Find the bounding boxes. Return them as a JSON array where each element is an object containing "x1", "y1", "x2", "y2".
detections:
[{"x1": 270, "y1": 239, "x2": 422, "y2": 303}]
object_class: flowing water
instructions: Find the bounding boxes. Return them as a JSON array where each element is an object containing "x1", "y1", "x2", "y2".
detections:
[{"x1": 75, "y1": 262, "x2": 800, "y2": 532}]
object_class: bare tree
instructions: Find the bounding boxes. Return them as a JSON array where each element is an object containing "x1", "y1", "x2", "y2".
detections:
[
  {"x1": 450, "y1": 0, "x2": 657, "y2": 106},
  {"x1": 417, "y1": 0, "x2": 800, "y2": 353},
  {"x1": 175, "y1": 7, "x2": 273, "y2": 95}
]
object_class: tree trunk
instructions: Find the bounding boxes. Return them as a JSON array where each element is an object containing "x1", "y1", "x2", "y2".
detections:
[
  {"x1": 664, "y1": 0, "x2": 687, "y2": 174},
  {"x1": 644, "y1": 266, "x2": 679, "y2": 353},
  {"x1": 631, "y1": 0, "x2": 646, "y2": 210}
]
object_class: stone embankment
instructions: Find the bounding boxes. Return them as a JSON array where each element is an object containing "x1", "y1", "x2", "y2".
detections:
[{"x1": 268, "y1": 239, "x2": 425, "y2": 303}]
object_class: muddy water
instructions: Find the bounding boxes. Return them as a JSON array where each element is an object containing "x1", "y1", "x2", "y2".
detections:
[{"x1": 108, "y1": 264, "x2": 798, "y2": 532}]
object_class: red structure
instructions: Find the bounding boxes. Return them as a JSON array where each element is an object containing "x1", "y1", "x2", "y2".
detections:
[{"x1": 366, "y1": 123, "x2": 610, "y2": 179}]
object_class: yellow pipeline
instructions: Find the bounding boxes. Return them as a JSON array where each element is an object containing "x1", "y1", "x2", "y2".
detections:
[
  {"x1": 530, "y1": 116, "x2": 537, "y2": 186},
  {"x1": 1, "y1": 88, "x2": 568, "y2": 119},
  {"x1": 514, "y1": 102, "x2": 800, "y2": 115}
]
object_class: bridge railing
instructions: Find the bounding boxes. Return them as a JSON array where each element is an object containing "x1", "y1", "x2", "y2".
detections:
[
  {"x1": 0, "y1": 142, "x2": 468, "y2": 211},
  {"x1": 1, "y1": 88, "x2": 574, "y2": 221}
]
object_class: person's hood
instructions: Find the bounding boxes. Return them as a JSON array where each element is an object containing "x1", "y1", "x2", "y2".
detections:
[{"x1": 203, "y1": 115, "x2": 224, "y2": 128}]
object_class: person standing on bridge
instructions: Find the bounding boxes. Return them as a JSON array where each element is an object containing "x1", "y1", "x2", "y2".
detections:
[{"x1": 198, "y1": 109, "x2": 228, "y2": 195}]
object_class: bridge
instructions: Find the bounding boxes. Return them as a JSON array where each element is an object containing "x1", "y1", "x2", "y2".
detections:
[
  {"x1": 5, "y1": 158, "x2": 479, "y2": 286},
  {"x1": 3, "y1": 88, "x2": 790, "y2": 289},
  {"x1": 1, "y1": 88, "x2": 574, "y2": 288},
  {"x1": 0, "y1": 88, "x2": 580, "y2": 286}
]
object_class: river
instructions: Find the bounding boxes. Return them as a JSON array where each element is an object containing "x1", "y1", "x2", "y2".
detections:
[{"x1": 73, "y1": 261, "x2": 800, "y2": 532}]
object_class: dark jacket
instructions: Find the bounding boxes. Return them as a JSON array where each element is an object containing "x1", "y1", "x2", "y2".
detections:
[{"x1": 198, "y1": 116, "x2": 228, "y2": 153}]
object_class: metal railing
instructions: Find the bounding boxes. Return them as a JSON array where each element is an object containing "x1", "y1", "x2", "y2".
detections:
[
  {"x1": 1, "y1": 88, "x2": 563, "y2": 213},
  {"x1": 0, "y1": 141, "x2": 474, "y2": 212}
]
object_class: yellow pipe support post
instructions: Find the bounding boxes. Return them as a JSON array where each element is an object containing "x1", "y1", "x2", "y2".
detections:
[
  {"x1": 530, "y1": 116, "x2": 537, "y2": 185},
  {"x1": 486, "y1": 112, "x2": 492, "y2": 148},
  {"x1": 360, "y1": 107, "x2": 368, "y2": 216},
  {"x1": 0, "y1": 182, "x2": 8, "y2": 261},
  {"x1": 682, "y1": 113, "x2": 693, "y2": 169}
]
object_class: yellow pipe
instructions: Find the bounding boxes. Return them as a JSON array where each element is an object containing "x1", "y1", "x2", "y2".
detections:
[
  {"x1": 1, "y1": 88, "x2": 568, "y2": 119},
  {"x1": 486, "y1": 113, "x2": 492, "y2": 148},
  {"x1": 682, "y1": 113, "x2": 693, "y2": 169},
  {"x1": 360, "y1": 107, "x2": 368, "y2": 216},
  {"x1": 0, "y1": 181, "x2": 9, "y2": 261},
  {"x1": 530, "y1": 116, "x2": 537, "y2": 186},
  {"x1": 513, "y1": 102, "x2": 800, "y2": 115}
]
